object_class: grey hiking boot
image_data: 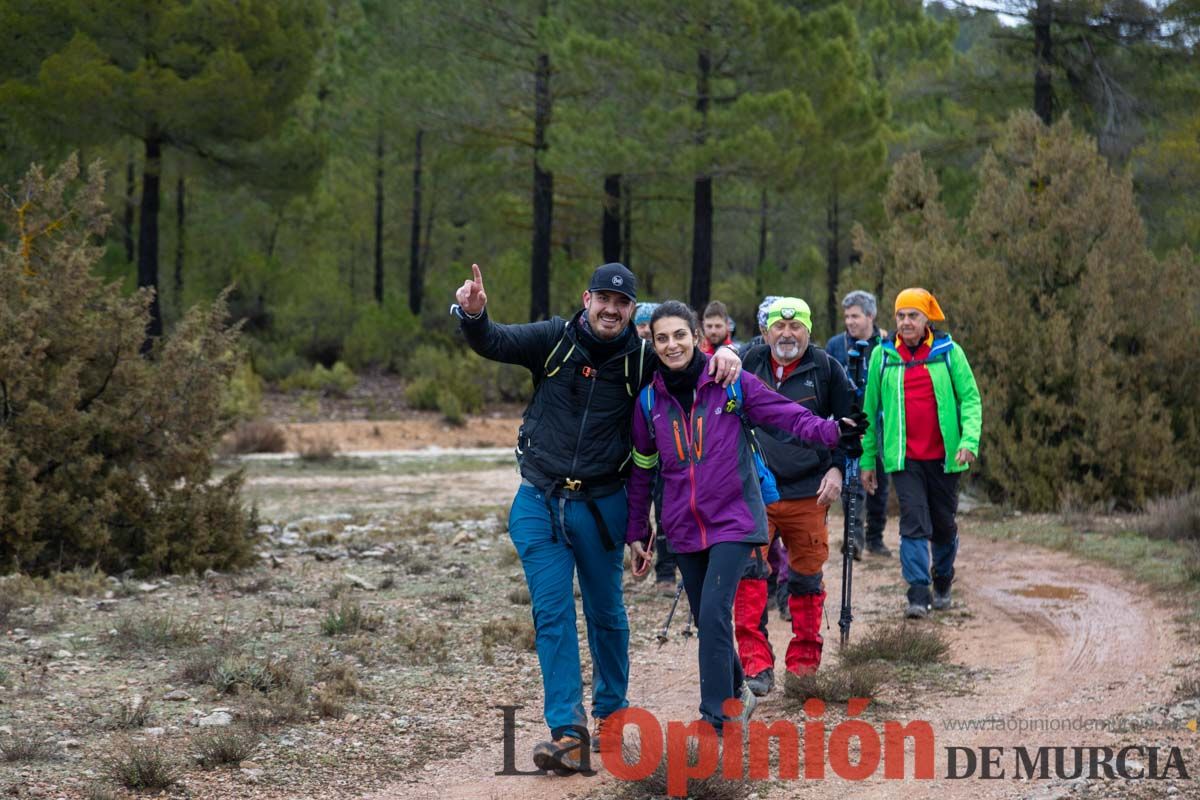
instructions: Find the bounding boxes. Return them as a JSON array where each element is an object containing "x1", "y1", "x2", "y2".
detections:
[
  {"x1": 745, "y1": 668, "x2": 775, "y2": 698},
  {"x1": 737, "y1": 681, "x2": 759, "y2": 724},
  {"x1": 932, "y1": 587, "x2": 952, "y2": 610},
  {"x1": 905, "y1": 584, "x2": 931, "y2": 620},
  {"x1": 905, "y1": 601, "x2": 929, "y2": 619},
  {"x1": 932, "y1": 576, "x2": 953, "y2": 610}
]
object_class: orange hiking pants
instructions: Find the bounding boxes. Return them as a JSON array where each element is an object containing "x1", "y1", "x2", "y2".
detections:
[{"x1": 735, "y1": 497, "x2": 830, "y2": 676}]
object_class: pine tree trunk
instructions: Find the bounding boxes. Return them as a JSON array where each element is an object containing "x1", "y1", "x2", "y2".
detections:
[
  {"x1": 174, "y1": 175, "x2": 185, "y2": 308},
  {"x1": 689, "y1": 49, "x2": 713, "y2": 310},
  {"x1": 409, "y1": 128, "x2": 425, "y2": 316},
  {"x1": 374, "y1": 128, "x2": 385, "y2": 305},
  {"x1": 124, "y1": 157, "x2": 136, "y2": 264},
  {"x1": 825, "y1": 183, "x2": 840, "y2": 333},
  {"x1": 756, "y1": 188, "x2": 768, "y2": 297},
  {"x1": 138, "y1": 134, "x2": 164, "y2": 346},
  {"x1": 1034, "y1": 0, "x2": 1053, "y2": 125},
  {"x1": 603, "y1": 173, "x2": 621, "y2": 263},
  {"x1": 621, "y1": 182, "x2": 632, "y2": 271},
  {"x1": 530, "y1": 49, "x2": 553, "y2": 322}
]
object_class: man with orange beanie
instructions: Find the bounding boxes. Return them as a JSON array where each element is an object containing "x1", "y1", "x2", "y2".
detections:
[{"x1": 861, "y1": 289, "x2": 982, "y2": 619}]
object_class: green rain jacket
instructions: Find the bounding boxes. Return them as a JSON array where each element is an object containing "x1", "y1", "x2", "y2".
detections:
[{"x1": 859, "y1": 330, "x2": 982, "y2": 474}]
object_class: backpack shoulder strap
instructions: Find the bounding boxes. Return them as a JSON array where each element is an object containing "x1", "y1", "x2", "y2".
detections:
[
  {"x1": 725, "y1": 378, "x2": 744, "y2": 417},
  {"x1": 538, "y1": 322, "x2": 574, "y2": 385},
  {"x1": 624, "y1": 337, "x2": 648, "y2": 397},
  {"x1": 638, "y1": 384, "x2": 656, "y2": 439},
  {"x1": 811, "y1": 347, "x2": 834, "y2": 409}
]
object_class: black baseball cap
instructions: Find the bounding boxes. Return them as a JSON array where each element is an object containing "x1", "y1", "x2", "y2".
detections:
[{"x1": 588, "y1": 262, "x2": 637, "y2": 301}]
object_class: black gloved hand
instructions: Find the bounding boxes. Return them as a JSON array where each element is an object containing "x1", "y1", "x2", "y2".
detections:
[{"x1": 838, "y1": 410, "x2": 869, "y2": 457}]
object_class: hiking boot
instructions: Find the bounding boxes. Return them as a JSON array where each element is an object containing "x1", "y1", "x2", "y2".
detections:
[
  {"x1": 656, "y1": 579, "x2": 677, "y2": 597},
  {"x1": 906, "y1": 584, "x2": 931, "y2": 620},
  {"x1": 737, "y1": 682, "x2": 759, "y2": 724},
  {"x1": 532, "y1": 735, "x2": 585, "y2": 773},
  {"x1": 905, "y1": 601, "x2": 929, "y2": 619},
  {"x1": 590, "y1": 716, "x2": 611, "y2": 753},
  {"x1": 865, "y1": 539, "x2": 892, "y2": 557},
  {"x1": 932, "y1": 587, "x2": 952, "y2": 610},
  {"x1": 744, "y1": 668, "x2": 775, "y2": 698}
]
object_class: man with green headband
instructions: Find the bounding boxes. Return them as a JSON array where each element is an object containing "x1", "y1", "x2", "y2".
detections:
[{"x1": 734, "y1": 297, "x2": 857, "y2": 691}]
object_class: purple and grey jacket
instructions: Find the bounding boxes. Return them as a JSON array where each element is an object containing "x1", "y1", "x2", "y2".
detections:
[{"x1": 626, "y1": 358, "x2": 841, "y2": 554}]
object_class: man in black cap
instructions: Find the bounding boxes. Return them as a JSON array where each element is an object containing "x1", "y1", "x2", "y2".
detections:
[{"x1": 452, "y1": 263, "x2": 741, "y2": 773}]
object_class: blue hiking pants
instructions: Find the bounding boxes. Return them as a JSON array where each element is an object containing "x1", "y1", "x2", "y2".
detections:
[
  {"x1": 508, "y1": 482, "x2": 630, "y2": 738},
  {"x1": 892, "y1": 459, "x2": 960, "y2": 593}
]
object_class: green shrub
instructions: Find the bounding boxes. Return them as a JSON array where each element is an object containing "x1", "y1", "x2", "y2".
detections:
[
  {"x1": 254, "y1": 347, "x2": 306, "y2": 384},
  {"x1": 438, "y1": 390, "x2": 465, "y2": 426},
  {"x1": 342, "y1": 301, "x2": 419, "y2": 371},
  {"x1": 0, "y1": 157, "x2": 257, "y2": 576},
  {"x1": 220, "y1": 360, "x2": 264, "y2": 421},
  {"x1": 404, "y1": 345, "x2": 484, "y2": 412},
  {"x1": 404, "y1": 377, "x2": 441, "y2": 411},
  {"x1": 278, "y1": 361, "x2": 357, "y2": 396}
]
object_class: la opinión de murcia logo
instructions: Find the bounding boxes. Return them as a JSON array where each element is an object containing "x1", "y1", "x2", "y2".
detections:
[{"x1": 494, "y1": 702, "x2": 1192, "y2": 795}]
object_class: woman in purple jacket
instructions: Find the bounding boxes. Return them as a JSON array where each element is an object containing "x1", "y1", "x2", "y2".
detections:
[{"x1": 627, "y1": 301, "x2": 865, "y2": 732}]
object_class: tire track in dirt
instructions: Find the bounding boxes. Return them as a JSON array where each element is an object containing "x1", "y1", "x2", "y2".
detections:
[
  {"x1": 369, "y1": 517, "x2": 1183, "y2": 800},
  {"x1": 782, "y1": 537, "x2": 1180, "y2": 800}
]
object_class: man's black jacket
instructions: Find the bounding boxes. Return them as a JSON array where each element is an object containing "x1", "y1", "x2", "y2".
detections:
[
  {"x1": 460, "y1": 308, "x2": 653, "y2": 494},
  {"x1": 741, "y1": 343, "x2": 854, "y2": 500}
]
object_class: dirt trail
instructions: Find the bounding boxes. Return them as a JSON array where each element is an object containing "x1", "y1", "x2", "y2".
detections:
[{"x1": 368, "y1": 521, "x2": 1184, "y2": 800}]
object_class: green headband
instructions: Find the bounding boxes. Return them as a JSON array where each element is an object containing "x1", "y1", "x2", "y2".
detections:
[{"x1": 765, "y1": 297, "x2": 811, "y2": 331}]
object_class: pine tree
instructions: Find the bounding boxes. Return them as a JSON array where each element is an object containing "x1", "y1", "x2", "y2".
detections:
[
  {"x1": 856, "y1": 113, "x2": 1200, "y2": 509},
  {"x1": 0, "y1": 0, "x2": 323, "y2": 341}
]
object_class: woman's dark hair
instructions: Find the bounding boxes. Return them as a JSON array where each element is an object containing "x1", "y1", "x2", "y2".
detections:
[{"x1": 650, "y1": 300, "x2": 699, "y2": 335}]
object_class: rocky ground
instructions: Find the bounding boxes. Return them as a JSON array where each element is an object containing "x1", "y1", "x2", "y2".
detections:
[{"x1": 2, "y1": 394, "x2": 1197, "y2": 799}]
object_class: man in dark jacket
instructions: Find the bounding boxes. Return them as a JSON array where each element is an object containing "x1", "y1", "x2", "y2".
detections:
[
  {"x1": 452, "y1": 263, "x2": 740, "y2": 772},
  {"x1": 826, "y1": 290, "x2": 892, "y2": 557},
  {"x1": 734, "y1": 297, "x2": 855, "y2": 695}
]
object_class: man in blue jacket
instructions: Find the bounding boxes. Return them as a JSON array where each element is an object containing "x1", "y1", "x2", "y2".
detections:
[
  {"x1": 826, "y1": 290, "x2": 892, "y2": 557},
  {"x1": 452, "y1": 263, "x2": 740, "y2": 773}
]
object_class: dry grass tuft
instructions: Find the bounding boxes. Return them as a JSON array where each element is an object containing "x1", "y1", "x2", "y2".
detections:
[
  {"x1": 782, "y1": 664, "x2": 889, "y2": 704},
  {"x1": 839, "y1": 622, "x2": 949, "y2": 666}
]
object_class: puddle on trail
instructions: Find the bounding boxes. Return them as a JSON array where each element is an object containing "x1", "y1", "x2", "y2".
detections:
[{"x1": 1009, "y1": 584, "x2": 1086, "y2": 601}]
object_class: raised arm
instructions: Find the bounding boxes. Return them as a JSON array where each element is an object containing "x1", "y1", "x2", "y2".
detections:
[
  {"x1": 740, "y1": 373, "x2": 840, "y2": 449},
  {"x1": 453, "y1": 263, "x2": 563, "y2": 370}
]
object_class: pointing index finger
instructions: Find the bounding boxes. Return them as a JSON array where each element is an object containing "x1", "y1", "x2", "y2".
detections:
[{"x1": 472, "y1": 263, "x2": 483, "y2": 286}]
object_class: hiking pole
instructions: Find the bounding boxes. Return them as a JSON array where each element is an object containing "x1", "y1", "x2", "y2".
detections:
[
  {"x1": 656, "y1": 579, "x2": 686, "y2": 647},
  {"x1": 839, "y1": 339, "x2": 870, "y2": 649}
]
